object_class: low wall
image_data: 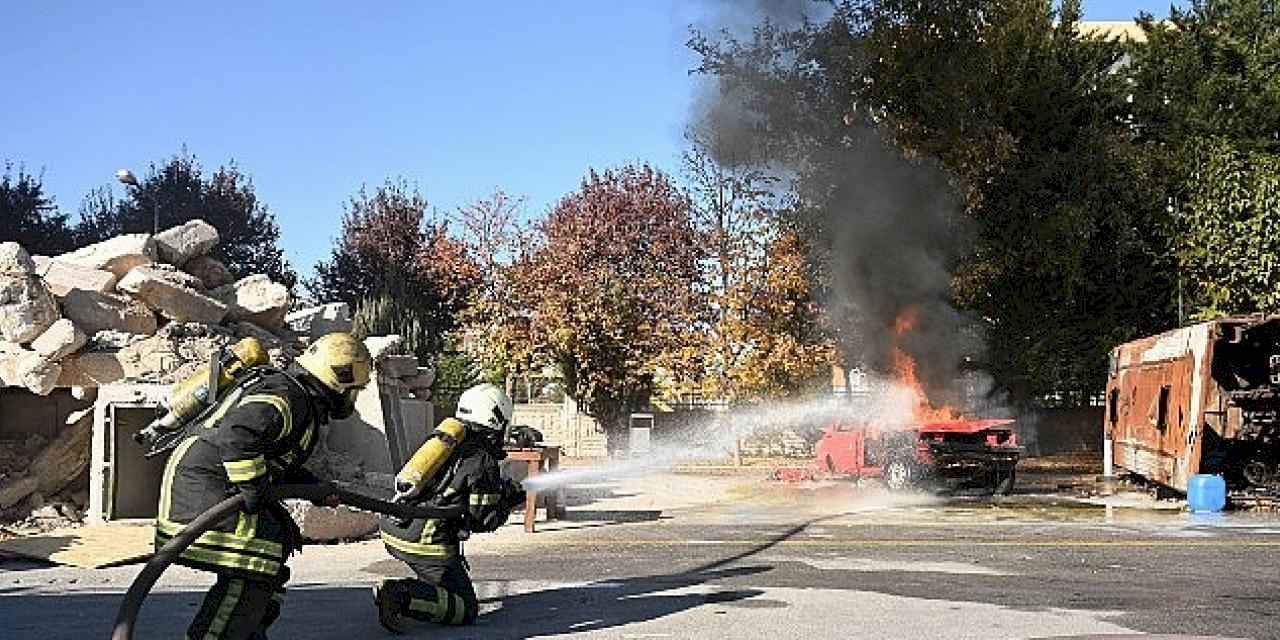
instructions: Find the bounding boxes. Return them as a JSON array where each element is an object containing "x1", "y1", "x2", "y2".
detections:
[
  {"x1": 1023, "y1": 406, "x2": 1104, "y2": 456},
  {"x1": 512, "y1": 403, "x2": 607, "y2": 458}
]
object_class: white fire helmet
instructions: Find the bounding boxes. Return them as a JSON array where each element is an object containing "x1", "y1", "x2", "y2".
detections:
[{"x1": 455, "y1": 383, "x2": 513, "y2": 436}]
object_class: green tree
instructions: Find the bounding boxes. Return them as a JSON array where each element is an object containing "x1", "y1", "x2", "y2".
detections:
[
  {"x1": 1127, "y1": 0, "x2": 1280, "y2": 318},
  {"x1": 0, "y1": 163, "x2": 77, "y2": 255},
  {"x1": 1171, "y1": 138, "x2": 1280, "y2": 316},
  {"x1": 1129, "y1": 0, "x2": 1280, "y2": 152},
  {"x1": 77, "y1": 151, "x2": 296, "y2": 289},
  {"x1": 430, "y1": 346, "x2": 485, "y2": 419}
]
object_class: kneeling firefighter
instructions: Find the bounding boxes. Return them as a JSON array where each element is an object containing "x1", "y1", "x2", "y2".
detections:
[
  {"x1": 373, "y1": 382, "x2": 525, "y2": 632},
  {"x1": 154, "y1": 332, "x2": 372, "y2": 640}
]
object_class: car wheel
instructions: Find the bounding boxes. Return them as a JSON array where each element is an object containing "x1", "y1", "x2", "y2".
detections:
[
  {"x1": 884, "y1": 459, "x2": 913, "y2": 491},
  {"x1": 993, "y1": 468, "x2": 1015, "y2": 495}
]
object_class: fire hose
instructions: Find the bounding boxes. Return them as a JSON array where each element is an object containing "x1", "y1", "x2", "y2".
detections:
[{"x1": 110, "y1": 483, "x2": 464, "y2": 640}]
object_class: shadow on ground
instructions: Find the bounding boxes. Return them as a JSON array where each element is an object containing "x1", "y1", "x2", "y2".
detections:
[{"x1": 1, "y1": 515, "x2": 839, "y2": 639}]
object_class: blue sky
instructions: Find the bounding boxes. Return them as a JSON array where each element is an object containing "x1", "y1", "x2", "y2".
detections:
[{"x1": 3, "y1": 1, "x2": 1176, "y2": 277}]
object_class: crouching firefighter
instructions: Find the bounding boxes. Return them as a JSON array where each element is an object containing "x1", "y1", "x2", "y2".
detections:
[
  {"x1": 373, "y1": 383, "x2": 526, "y2": 633},
  {"x1": 154, "y1": 332, "x2": 372, "y2": 640}
]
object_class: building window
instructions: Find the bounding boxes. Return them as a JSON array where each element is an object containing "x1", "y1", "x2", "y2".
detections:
[{"x1": 1156, "y1": 385, "x2": 1171, "y2": 431}]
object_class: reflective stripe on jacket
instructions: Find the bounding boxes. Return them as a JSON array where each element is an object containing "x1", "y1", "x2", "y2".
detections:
[
  {"x1": 379, "y1": 438, "x2": 510, "y2": 559},
  {"x1": 154, "y1": 370, "x2": 320, "y2": 579}
]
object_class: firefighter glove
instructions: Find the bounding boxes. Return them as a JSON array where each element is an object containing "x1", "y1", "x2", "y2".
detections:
[{"x1": 501, "y1": 479, "x2": 526, "y2": 511}]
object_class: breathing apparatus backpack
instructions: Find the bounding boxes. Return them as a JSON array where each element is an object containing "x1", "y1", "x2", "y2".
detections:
[
  {"x1": 394, "y1": 418, "x2": 468, "y2": 502},
  {"x1": 135, "y1": 337, "x2": 274, "y2": 459}
]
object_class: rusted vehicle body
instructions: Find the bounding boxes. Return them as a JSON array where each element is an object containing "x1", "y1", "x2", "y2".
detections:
[
  {"x1": 775, "y1": 419, "x2": 1020, "y2": 493},
  {"x1": 1106, "y1": 316, "x2": 1280, "y2": 494}
]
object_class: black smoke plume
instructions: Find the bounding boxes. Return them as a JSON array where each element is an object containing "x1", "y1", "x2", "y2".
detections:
[{"x1": 689, "y1": 0, "x2": 982, "y2": 408}]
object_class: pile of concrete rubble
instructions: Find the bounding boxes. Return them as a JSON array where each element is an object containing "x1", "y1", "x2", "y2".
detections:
[
  {"x1": 0, "y1": 220, "x2": 363, "y2": 533},
  {"x1": 0, "y1": 407, "x2": 94, "y2": 533},
  {"x1": 0, "y1": 220, "x2": 350, "y2": 395}
]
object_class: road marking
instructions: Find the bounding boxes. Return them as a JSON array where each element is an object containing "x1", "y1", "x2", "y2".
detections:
[{"x1": 500, "y1": 538, "x2": 1280, "y2": 548}]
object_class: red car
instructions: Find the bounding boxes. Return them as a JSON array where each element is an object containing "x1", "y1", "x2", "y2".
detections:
[{"x1": 806, "y1": 419, "x2": 1021, "y2": 494}]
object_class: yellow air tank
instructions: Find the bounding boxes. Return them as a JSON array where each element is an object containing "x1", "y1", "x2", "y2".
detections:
[
  {"x1": 139, "y1": 337, "x2": 270, "y2": 438},
  {"x1": 394, "y1": 418, "x2": 467, "y2": 501}
]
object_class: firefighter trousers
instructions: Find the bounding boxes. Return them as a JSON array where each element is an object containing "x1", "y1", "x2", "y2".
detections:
[
  {"x1": 390, "y1": 555, "x2": 478, "y2": 626},
  {"x1": 187, "y1": 569, "x2": 288, "y2": 640}
]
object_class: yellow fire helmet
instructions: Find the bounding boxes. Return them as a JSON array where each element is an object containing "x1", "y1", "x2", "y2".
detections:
[{"x1": 296, "y1": 332, "x2": 373, "y2": 397}]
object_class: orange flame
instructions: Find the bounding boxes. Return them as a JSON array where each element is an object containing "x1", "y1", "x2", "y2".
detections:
[{"x1": 891, "y1": 306, "x2": 958, "y2": 423}]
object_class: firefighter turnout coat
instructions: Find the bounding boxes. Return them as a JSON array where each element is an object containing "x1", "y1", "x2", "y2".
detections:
[
  {"x1": 379, "y1": 438, "x2": 512, "y2": 560},
  {"x1": 156, "y1": 369, "x2": 322, "y2": 580}
]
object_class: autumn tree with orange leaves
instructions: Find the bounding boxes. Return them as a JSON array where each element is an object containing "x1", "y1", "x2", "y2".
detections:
[
  {"x1": 509, "y1": 165, "x2": 703, "y2": 451},
  {"x1": 711, "y1": 230, "x2": 833, "y2": 399},
  {"x1": 453, "y1": 189, "x2": 532, "y2": 385},
  {"x1": 309, "y1": 180, "x2": 480, "y2": 359},
  {"x1": 683, "y1": 140, "x2": 832, "y2": 404}
]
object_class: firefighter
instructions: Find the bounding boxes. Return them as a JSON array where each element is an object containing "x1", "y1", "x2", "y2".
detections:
[
  {"x1": 155, "y1": 332, "x2": 372, "y2": 640},
  {"x1": 372, "y1": 382, "x2": 525, "y2": 633}
]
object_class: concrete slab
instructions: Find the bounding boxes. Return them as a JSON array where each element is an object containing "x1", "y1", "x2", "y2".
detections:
[{"x1": 0, "y1": 521, "x2": 152, "y2": 568}]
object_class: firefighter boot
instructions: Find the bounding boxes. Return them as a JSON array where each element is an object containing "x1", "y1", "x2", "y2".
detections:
[{"x1": 373, "y1": 579, "x2": 409, "y2": 634}]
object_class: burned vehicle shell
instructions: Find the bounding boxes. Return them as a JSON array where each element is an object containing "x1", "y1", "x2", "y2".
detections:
[
  {"x1": 1106, "y1": 316, "x2": 1280, "y2": 495},
  {"x1": 807, "y1": 419, "x2": 1020, "y2": 494},
  {"x1": 919, "y1": 420, "x2": 1021, "y2": 492}
]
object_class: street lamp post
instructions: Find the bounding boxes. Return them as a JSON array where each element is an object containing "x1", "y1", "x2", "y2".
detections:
[{"x1": 115, "y1": 169, "x2": 159, "y2": 235}]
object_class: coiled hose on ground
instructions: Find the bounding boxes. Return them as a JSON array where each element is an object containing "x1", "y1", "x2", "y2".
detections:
[{"x1": 111, "y1": 483, "x2": 463, "y2": 640}]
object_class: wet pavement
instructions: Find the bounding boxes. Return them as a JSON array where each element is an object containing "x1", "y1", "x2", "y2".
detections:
[{"x1": 2, "y1": 472, "x2": 1278, "y2": 639}]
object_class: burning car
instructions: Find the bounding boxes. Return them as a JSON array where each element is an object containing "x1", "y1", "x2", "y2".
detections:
[{"x1": 777, "y1": 419, "x2": 1021, "y2": 494}]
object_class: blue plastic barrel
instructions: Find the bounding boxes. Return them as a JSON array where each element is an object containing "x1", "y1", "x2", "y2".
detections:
[{"x1": 1187, "y1": 474, "x2": 1227, "y2": 513}]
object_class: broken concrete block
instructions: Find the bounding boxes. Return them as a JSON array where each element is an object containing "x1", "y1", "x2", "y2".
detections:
[
  {"x1": 60, "y1": 325, "x2": 229, "y2": 387},
  {"x1": 58, "y1": 343, "x2": 169, "y2": 387},
  {"x1": 70, "y1": 385, "x2": 97, "y2": 402},
  {"x1": 31, "y1": 504, "x2": 62, "y2": 520},
  {"x1": 213, "y1": 274, "x2": 289, "y2": 329},
  {"x1": 0, "y1": 274, "x2": 60, "y2": 344},
  {"x1": 403, "y1": 366, "x2": 436, "y2": 389},
  {"x1": 183, "y1": 255, "x2": 235, "y2": 289},
  {"x1": 0, "y1": 242, "x2": 36, "y2": 274},
  {"x1": 17, "y1": 351, "x2": 63, "y2": 395},
  {"x1": 364, "y1": 335, "x2": 405, "y2": 361},
  {"x1": 33, "y1": 256, "x2": 118, "y2": 297},
  {"x1": 286, "y1": 302, "x2": 352, "y2": 338},
  {"x1": 0, "y1": 475, "x2": 38, "y2": 510},
  {"x1": 377, "y1": 354, "x2": 420, "y2": 379},
  {"x1": 234, "y1": 321, "x2": 281, "y2": 345},
  {"x1": 31, "y1": 318, "x2": 88, "y2": 362},
  {"x1": 283, "y1": 500, "x2": 378, "y2": 541},
  {"x1": 30, "y1": 407, "x2": 93, "y2": 496},
  {"x1": 62, "y1": 290, "x2": 158, "y2": 335},
  {"x1": 56, "y1": 351, "x2": 129, "y2": 387},
  {"x1": 117, "y1": 264, "x2": 228, "y2": 324},
  {"x1": 0, "y1": 341, "x2": 21, "y2": 386},
  {"x1": 57, "y1": 233, "x2": 157, "y2": 278},
  {"x1": 57, "y1": 502, "x2": 82, "y2": 522},
  {"x1": 87, "y1": 329, "x2": 149, "y2": 350},
  {"x1": 155, "y1": 219, "x2": 219, "y2": 266}
]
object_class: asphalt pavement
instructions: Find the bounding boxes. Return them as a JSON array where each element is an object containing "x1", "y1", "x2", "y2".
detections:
[{"x1": 2, "y1": 473, "x2": 1278, "y2": 639}]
